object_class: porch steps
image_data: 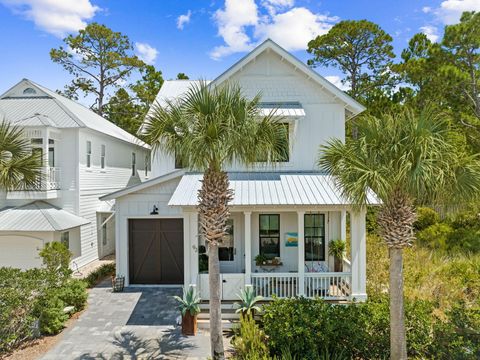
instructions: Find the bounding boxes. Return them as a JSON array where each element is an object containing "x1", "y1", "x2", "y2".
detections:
[{"x1": 197, "y1": 303, "x2": 240, "y2": 329}]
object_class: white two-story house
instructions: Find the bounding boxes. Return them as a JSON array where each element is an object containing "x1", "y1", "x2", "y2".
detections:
[
  {"x1": 102, "y1": 40, "x2": 374, "y2": 302},
  {"x1": 0, "y1": 79, "x2": 150, "y2": 270}
]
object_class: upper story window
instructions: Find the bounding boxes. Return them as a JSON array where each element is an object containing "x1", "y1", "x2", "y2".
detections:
[
  {"x1": 131, "y1": 152, "x2": 136, "y2": 176},
  {"x1": 305, "y1": 213, "x2": 325, "y2": 261},
  {"x1": 86, "y1": 141, "x2": 92, "y2": 168},
  {"x1": 48, "y1": 139, "x2": 55, "y2": 167},
  {"x1": 144, "y1": 154, "x2": 150, "y2": 177},
  {"x1": 259, "y1": 214, "x2": 280, "y2": 259},
  {"x1": 256, "y1": 123, "x2": 289, "y2": 162},
  {"x1": 174, "y1": 149, "x2": 184, "y2": 169},
  {"x1": 101, "y1": 145, "x2": 106, "y2": 169},
  {"x1": 23, "y1": 87, "x2": 37, "y2": 95}
]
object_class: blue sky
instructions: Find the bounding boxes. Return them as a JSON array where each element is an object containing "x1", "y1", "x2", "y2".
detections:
[{"x1": 0, "y1": 0, "x2": 478, "y2": 97}]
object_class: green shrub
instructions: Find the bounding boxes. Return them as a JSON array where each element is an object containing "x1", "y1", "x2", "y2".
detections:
[
  {"x1": 414, "y1": 207, "x2": 439, "y2": 231},
  {"x1": 447, "y1": 227, "x2": 480, "y2": 253},
  {"x1": 366, "y1": 206, "x2": 379, "y2": 233},
  {"x1": 232, "y1": 313, "x2": 270, "y2": 360},
  {"x1": 416, "y1": 223, "x2": 453, "y2": 250},
  {"x1": 58, "y1": 279, "x2": 88, "y2": 311},
  {"x1": 85, "y1": 263, "x2": 116, "y2": 288},
  {"x1": 39, "y1": 242, "x2": 72, "y2": 284},
  {"x1": 450, "y1": 211, "x2": 480, "y2": 229},
  {"x1": 35, "y1": 291, "x2": 68, "y2": 335}
]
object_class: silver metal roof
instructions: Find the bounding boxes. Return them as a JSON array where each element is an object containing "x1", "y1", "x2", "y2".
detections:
[
  {"x1": 0, "y1": 79, "x2": 149, "y2": 148},
  {"x1": 258, "y1": 102, "x2": 305, "y2": 117},
  {"x1": 168, "y1": 172, "x2": 379, "y2": 206},
  {"x1": 0, "y1": 201, "x2": 90, "y2": 231}
]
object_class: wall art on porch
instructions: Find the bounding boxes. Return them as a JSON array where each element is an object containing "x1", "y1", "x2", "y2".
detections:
[{"x1": 285, "y1": 232, "x2": 298, "y2": 247}]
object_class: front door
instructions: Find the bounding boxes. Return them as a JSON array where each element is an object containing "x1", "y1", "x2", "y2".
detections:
[{"x1": 219, "y1": 216, "x2": 242, "y2": 273}]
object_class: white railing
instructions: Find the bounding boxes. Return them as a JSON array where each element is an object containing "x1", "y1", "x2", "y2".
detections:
[
  {"x1": 251, "y1": 273, "x2": 299, "y2": 299},
  {"x1": 251, "y1": 272, "x2": 352, "y2": 300},
  {"x1": 304, "y1": 272, "x2": 351, "y2": 300},
  {"x1": 45, "y1": 167, "x2": 61, "y2": 190}
]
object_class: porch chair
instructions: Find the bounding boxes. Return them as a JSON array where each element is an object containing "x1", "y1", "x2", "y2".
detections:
[{"x1": 305, "y1": 262, "x2": 330, "y2": 297}]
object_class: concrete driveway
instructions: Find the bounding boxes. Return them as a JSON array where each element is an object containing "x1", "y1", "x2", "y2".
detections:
[{"x1": 41, "y1": 281, "x2": 211, "y2": 360}]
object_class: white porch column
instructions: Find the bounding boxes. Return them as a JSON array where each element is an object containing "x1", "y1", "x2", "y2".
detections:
[
  {"x1": 244, "y1": 211, "x2": 252, "y2": 285},
  {"x1": 297, "y1": 211, "x2": 305, "y2": 296},
  {"x1": 350, "y1": 208, "x2": 367, "y2": 301},
  {"x1": 340, "y1": 210, "x2": 347, "y2": 241},
  {"x1": 183, "y1": 211, "x2": 199, "y2": 287}
]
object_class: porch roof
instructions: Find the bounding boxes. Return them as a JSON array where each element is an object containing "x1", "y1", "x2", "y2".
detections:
[
  {"x1": 0, "y1": 201, "x2": 90, "y2": 231},
  {"x1": 168, "y1": 172, "x2": 379, "y2": 207}
]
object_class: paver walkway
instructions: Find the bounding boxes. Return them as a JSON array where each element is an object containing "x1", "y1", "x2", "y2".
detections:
[{"x1": 41, "y1": 281, "x2": 211, "y2": 359}]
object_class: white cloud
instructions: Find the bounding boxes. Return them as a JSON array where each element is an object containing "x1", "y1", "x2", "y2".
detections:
[
  {"x1": 210, "y1": 0, "x2": 337, "y2": 59},
  {"x1": 135, "y1": 42, "x2": 158, "y2": 65},
  {"x1": 436, "y1": 0, "x2": 480, "y2": 24},
  {"x1": 0, "y1": 0, "x2": 99, "y2": 37},
  {"x1": 325, "y1": 75, "x2": 350, "y2": 91},
  {"x1": 177, "y1": 10, "x2": 191, "y2": 30},
  {"x1": 255, "y1": 7, "x2": 336, "y2": 52},
  {"x1": 422, "y1": 6, "x2": 432, "y2": 13},
  {"x1": 420, "y1": 25, "x2": 439, "y2": 42}
]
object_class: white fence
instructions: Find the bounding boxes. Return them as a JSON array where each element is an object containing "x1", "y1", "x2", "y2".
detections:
[{"x1": 251, "y1": 272, "x2": 351, "y2": 300}]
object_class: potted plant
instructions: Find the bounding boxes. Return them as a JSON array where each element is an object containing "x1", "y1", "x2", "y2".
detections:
[
  {"x1": 329, "y1": 239, "x2": 346, "y2": 272},
  {"x1": 255, "y1": 253, "x2": 267, "y2": 266},
  {"x1": 234, "y1": 285, "x2": 263, "y2": 318},
  {"x1": 173, "y1": 286, "x2": 201, "y2": 336}
]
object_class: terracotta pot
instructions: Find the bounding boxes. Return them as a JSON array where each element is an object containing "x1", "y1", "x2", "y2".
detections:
[
  {"x1": 334, "y1": 257, "x2": 343, "y2": 273},
  {"x1": 181, "y1": 311, "x2": 197, "y2": 336}
]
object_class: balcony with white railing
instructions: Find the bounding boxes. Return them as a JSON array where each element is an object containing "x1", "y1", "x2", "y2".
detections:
[{"x1": 6, "y1": 166, "x2": 61, "y2": 200}]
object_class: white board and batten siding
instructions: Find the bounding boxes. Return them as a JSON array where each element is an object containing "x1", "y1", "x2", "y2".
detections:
[
  {"x1": 77, "y1": 128, "x2": 150, "y2": 268},
  {"x1": 114, "y1": 178, "x2": 182, "y2": 285}
]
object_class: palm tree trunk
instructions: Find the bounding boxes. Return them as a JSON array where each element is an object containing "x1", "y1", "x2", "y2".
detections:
[
  {"x1": 197, "y1": 168, "x2": 233, "y2": 360},
  {"x1": 389, "y1": 247, "x2": 407, "y2": 360},
  {"x1": 208, "y1": 243, "x2": 223, "y2": 359}
]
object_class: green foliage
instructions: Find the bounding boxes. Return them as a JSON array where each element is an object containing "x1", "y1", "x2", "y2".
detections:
[
  {"x1": 0, "y1": 121, "x2": 43, "y2": 191},
  {"x1": 234, "y1": 286, "x2": 263, "y2": 315},
  {"x1": 176, "y1": 72, "x2": 189, "y2": 80},
  {"x1": 39, "y1": 242, "x2": 72, "y2": 281},
  {"x1": 232, "y1": 313, "x2": 270, "y2": 360},
  {"x1": 328, "y1": 239, "x2": 346, "y2": 259},
  {"x1": 57, "y1": 279, "x2": 88, "y2": 311},
  {"x1": 255, "y1": 253, "x2": 268, "y2": 265},
  {"x1": 365, "y1": 206, "x2": 379, "y2": 233},
  {"x1": 35, "y1": 291, "x2": 68, "y2": 335},
  {"x1": 416, "y1": 223, "x2": 454, "y2": 250},
  {"x1": 50, "y1": 22, "x2": 145, "y2": 115},
  {"x1": 414, "y1": 207, "x2": 440, "y2": 231},
  {"x1": 84, "y1": 263, "x2": 116, "y2": 288},
  {"x1": 307, "y1": 19, "x2": 396, "y2": 100},
  {"x1": 173, "y1": 286, "x2": 201, "y2": 316}
]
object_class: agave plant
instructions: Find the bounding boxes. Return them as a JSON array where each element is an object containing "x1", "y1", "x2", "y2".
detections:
[
  {"x1": 234, "y1": 286, "x2": 263, "y2": 315},
  {"x1": 173, "y1": 286, "x2": 201, "y2": 317}
]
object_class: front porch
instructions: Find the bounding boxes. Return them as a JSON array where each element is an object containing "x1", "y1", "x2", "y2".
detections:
[{"x1": 184, "y1": 208, "x2": 366, "y2": 302}]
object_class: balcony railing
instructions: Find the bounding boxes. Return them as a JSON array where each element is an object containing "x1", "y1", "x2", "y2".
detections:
[{"x1": 21, "y1": 166, "x2": 61, "y2": 191}]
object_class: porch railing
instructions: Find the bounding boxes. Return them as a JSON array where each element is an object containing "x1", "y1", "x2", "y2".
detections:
[
  {"x1": 251, "y1": 272, "x2": 351, "y2": 300},
  {"x1": 20, "y1": 166, "x2": 61, "y2": 191}
]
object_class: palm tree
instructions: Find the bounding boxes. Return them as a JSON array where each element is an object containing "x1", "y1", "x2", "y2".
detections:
[
  {"x1": 143, "y1": 81, "x2": 287, "y2": 359},
  {"x1": 318, "y1": 107, "x2": 480, "y2": 359},
  {"x1": 0, "y1": 121, "x2": 43, "y2": 191}
]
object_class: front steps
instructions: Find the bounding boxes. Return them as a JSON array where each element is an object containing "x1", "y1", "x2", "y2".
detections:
[{"x1": 197, "y1": 303, "x2": 240, "y2": 329}]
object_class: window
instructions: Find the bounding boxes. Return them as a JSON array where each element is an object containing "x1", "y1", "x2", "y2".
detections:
[
  {"x1": 102, "y1": 217, "x2": 108, "y2": 246},
  {"x1": 174, "y1": 149, "x2": 184, "y2": 169},
  {"x1": 48, "y1": 139, "x2": 54, "y2": 167},
  {"x1": 131, "y1": 152, "x2": 136, "y2": 176},
  {"x1": 144, "y1": 154, "x2": 150, "y2": 177},
  {"x1": 259, "y1": 214, "x2": 280, "y2": 259},
  {"x1": 101, "y1": 145, "x2": 106, "y2": 169},
  {"x1": 86, "y1": 141, "x2": 92, "y2": 168},
  {"x1": 219, "y1": 219, "x2": 234, "y2": 261},
  {"x1": 23, "y1": 87, "x2": 37, "y2": 95},
  {"x1": 304, "y1": 213, "x2": 326, "y2": 261},
  {"x1": 256, "y1": 123, "x2": 289, "y2": 162},
  {"x1": 61, "y1": 232, "x2": 70, "y2": 249}
]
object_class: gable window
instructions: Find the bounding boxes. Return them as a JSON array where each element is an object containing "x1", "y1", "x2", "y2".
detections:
[
  {"x1": 60, "y1": 232, "x2": 70, "y2": 249},
  {"x1": 256, "y1": 123, "x2": 289, "y2": 162},
  {"x1": 259, "y1": 214, "x2": 280, "y2": 259},
  {"x1": 131, "y1": 152, "x2": 136, "y2": 176},
  {"x1": 305, "y1": 213, "x2": 325, "y2": 261},
  {"x1": 101, "y1": 145, "x2": 106, "y2": 169},
  {"x1": 86, "y1": 141, "x2": 92, "y2": 168},
  {"x1": 23, "y1": 87, "x2": 37, "y2": 95}
]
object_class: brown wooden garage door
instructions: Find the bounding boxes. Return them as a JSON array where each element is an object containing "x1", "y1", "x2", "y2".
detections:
[{"x1": 128, "y1": 219, "x2": 184, "y2": 284}]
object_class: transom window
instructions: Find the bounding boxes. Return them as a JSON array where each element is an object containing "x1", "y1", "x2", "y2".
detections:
[
  {"x1": 259, "y1": 214, "x2": 280, "y2": 259},
  {"x1": 101, "y1": 145, "x2": 106, "y2": 169},
  {"x1": 305, "y1": 213, "x2": 326, "y2": 261},
  {"x1": 86, "y1": 141, "x2": 92, "y2": 168}
]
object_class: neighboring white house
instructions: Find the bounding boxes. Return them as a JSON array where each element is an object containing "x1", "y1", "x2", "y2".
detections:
[
  {"x1": 102, "y1": 39, "x2": 374, "y2": 302},
  {"x1": 0, "y1": 79, "x2": 150, "y2": 270}
]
